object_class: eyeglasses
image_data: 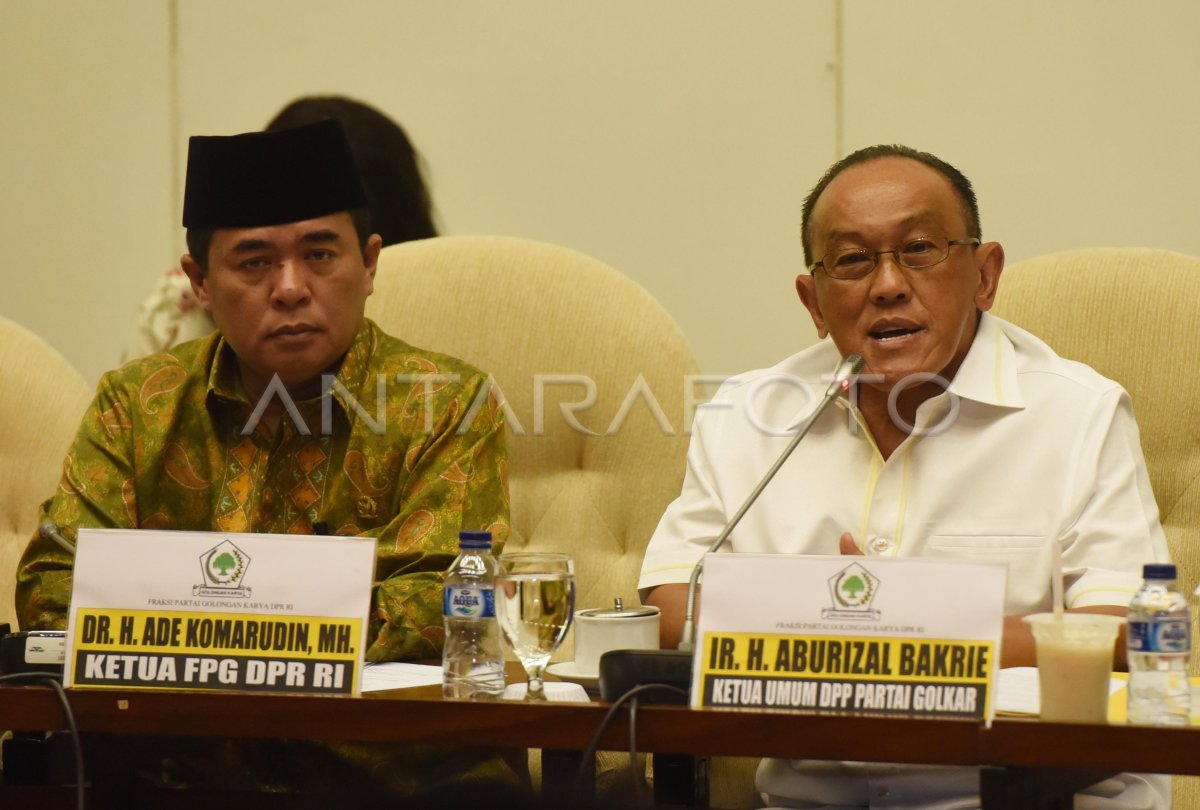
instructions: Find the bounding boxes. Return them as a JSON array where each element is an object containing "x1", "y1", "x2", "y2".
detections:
[{"x1": 810, "y1": 237, "x2": 981, "y2": 280}]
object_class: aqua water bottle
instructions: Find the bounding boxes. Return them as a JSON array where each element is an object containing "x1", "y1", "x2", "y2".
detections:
[
  {"x1": 442, "y1": 530, "x2": 505, "y2": 699},
  {"x1": 1127, "y1": 563, "x2": 1190, "y2": 725}
]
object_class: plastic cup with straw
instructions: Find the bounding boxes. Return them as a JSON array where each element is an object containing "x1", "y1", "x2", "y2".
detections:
[{"x1": 1023, "y1": 542, "x2": 1122, "y2": 722}]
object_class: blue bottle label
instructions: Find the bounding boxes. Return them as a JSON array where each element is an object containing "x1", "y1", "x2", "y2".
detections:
[
  {"x1": 443, "y1": 585, "x2": 495, "y2": 619},
  {"x1": 1128, "y1": 619, "x2": 1190, "y2": 653}
]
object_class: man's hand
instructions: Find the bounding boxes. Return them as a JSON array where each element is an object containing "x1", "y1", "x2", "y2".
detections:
[
  {"x1": 839, "y1": 532, "x2": 862, "y2": 555},
  {"x1": 645, "y1": 583, "x2": 690, "y2": 650}
]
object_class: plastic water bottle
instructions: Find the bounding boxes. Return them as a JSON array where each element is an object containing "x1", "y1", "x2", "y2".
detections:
[
  {"x1": 1127, "y1": 563, "x2": 1191, "y2": 725},
  {"x1": 442, "y1": 530, "x2": 505, "y2": 699}
]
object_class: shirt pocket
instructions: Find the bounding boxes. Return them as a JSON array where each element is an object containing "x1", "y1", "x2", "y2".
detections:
[
  {"x1": 927, "y1": 535, "x2": 1048, "y2": 611},
  {"x1": 927, "y1": 535, "x2": 1045, "y2": 554}
]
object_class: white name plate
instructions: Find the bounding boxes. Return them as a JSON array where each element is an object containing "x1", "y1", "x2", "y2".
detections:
[
  {"x1": 692, "y1": 554, "x2": 1006, "y2": 719},
  {"x1": 65, "y1": 528, "x2": 376, "y2": 696}
]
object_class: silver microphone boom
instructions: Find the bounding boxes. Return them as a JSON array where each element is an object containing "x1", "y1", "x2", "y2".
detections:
[
  {"x1": 677, "y1": 353, "x2": 865, "y2": 651},
  {"x1": 39, "y1": 521, "x2": 76, "y2": 555}
]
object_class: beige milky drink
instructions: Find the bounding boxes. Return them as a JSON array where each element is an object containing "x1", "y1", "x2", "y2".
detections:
[{"x1": 1024, "y1": 613, "x2": 1124, "y2": 723}]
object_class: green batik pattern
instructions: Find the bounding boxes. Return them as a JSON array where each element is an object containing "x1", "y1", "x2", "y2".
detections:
[{"x1": 16, "y1": 318, "x2": 510, "y2": 662}]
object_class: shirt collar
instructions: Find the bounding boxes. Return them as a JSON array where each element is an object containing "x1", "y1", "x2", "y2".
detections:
[
  {"x1": 205, "y1": 333, "x2": 243, "y2": 403},
  {"x1": 784, "y1": 312, "x2": 1024, "y2": 430},
  {"x1": 943, "y1": 312, "x2": 1025, "y2": 409},
  {"x1": 205, "y1": 319, "x2": 377, "y2": 415},
  {"x1": 326, "y1": 319, "x2": 376, "y2": 414},
  {"x1": 784, "y1": 344, "x2": 857, "y2": 430}
]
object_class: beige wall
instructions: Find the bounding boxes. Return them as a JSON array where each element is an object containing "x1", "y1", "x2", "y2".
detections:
[
  {"x1": 1, "y1": 1, "x2": 175, "y2": 385},
  {"x1": 842, "y1": 1, "x2": 1200, "y2": 262},
  {"x1": 3, "y1": 1, "x2": 1199, "y2": 386}
]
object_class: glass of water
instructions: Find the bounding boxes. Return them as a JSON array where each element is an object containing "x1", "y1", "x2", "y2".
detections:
[{"x1": 496, "y1": 552, "x2": 576, "y2": 701}]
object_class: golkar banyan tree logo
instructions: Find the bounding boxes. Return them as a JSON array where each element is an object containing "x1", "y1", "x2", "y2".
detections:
[
  {"x1": 821, "y1": 562, "x2": 881, "y2": 620},
  {"x1": 193, "y1": 539, "x2": 252, "y2": 598}
]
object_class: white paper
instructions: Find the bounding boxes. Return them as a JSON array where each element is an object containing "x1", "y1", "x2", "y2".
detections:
[
  {"x1": 994, "y1": 666, "x2": 1124, "y2": 715},
  {"x1": 361, "y1": 662, "x2": 443, "y2": 692}
]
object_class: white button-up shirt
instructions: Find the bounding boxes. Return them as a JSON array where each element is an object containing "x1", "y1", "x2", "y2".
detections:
[
  {"x1": 639, "y1": 313, "x2": 1171, "y2": 810},
  {"x1": 639, "y1": 313, "x2": 1168, "y2": 614}
]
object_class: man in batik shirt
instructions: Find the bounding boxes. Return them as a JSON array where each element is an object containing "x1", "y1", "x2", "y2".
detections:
[{"x1": 15, "y1": 120, "x2": 518, "y2": 797}]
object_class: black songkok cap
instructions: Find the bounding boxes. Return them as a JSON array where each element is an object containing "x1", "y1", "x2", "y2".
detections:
[{"x1": 182, "y1": 119, "x2": 367, "y2": 228}]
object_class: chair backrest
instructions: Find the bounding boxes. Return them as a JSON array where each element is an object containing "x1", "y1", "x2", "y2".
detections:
[
  {"x1": 0, "y1": 316, "x2": 91, "y2": 630},
  {"x1": 990, "y1": 247, "x2": 1200, "y2": 605},
  {"x1": 365, "y1": 235, "x2": 701, "y2": 612}
]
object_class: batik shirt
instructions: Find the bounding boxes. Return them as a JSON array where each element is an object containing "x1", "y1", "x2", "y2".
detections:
[{"x1": 17, "y1": 318, "x2": 510, "y2": 662}]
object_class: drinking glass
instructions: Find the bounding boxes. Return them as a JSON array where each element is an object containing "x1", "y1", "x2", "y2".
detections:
[{"x1": 496, "y1": 552, "x2": 576, "y2": 701}]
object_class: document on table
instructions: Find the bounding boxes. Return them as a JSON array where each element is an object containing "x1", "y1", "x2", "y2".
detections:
[
  {"x1": 995, "y1": 666, "x2": 1125, "y2": 716},
  {"x1": 360, "y1": 664, "x2": 589, "y2": 701},
  {"x1": 361, "y1": 662, "x2": 443, "y2": 692}
]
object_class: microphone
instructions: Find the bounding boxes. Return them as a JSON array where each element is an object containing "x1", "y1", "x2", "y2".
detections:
[
  {"x1": 598, "y1": 354, "x2": 865, "y2": 699},
  {"x1": 39, "y1": 522, "x2": 76, "y2": 555},
  {"x1": 677, "y1": 353, "x2": 865, "y2": 650}
]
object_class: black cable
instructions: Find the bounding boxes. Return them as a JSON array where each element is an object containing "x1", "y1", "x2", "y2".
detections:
[
  {"x1": 573, "y1": 682, "x2": 687, "y2": 807},
  {"x1": 628, "y1": 695, "x2": 645, "y2": 810},
  {"x1": 0, "y1": 671, "x2": 85, "y2": 810}
]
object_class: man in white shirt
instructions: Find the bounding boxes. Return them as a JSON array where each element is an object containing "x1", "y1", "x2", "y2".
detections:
[{"x1": 638, "y1": 145, "x2": 1170, "y2": 809}]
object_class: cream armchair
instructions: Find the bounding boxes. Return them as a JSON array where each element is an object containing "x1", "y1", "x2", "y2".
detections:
[
  {"x1": 991, "y1": 248, "x2": 1200, "y2": 609},
  {"x1": 367, "y1": 235, "x2": 766, "y2": 806},
  {"x1": 991, "y1": 246, "x2": 1200, "y2": 810},
  {"x1": 366, "y1": 235, "x2": 701, "y2": 613},
  {"x1": 0, "y1": 317, "x2": 91, "y2": 631}
]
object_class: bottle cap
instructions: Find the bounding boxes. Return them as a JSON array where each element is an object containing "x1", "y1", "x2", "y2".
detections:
[
  {"x1": 458, "y1": 530, "x2": 493, "y2": 550},
  {"x1": 1143, "y1": 563, "x2": 1177, "y2": 580}
]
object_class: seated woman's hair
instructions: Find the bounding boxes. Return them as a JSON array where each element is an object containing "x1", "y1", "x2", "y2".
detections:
[{"x1": 267, "y1": 95, "x2": 438, "y2": 247}]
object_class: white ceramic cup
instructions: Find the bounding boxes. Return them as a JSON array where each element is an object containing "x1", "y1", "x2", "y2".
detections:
[{"x1": 573, "y1": 601, "x2": 660, "y2": 677}]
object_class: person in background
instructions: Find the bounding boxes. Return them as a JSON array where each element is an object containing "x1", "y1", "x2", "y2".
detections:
[
  {"x1": 124, "y1": 95, "x2": 437, "y2": 359},
  {"x1": 638, "y1": 144, "x2": 1170, "y2": 809},
  {"x1": 18, "y1": 119, "x2": 516, "y2": 799}
]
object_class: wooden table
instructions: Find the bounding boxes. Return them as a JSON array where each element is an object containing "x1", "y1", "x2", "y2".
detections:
[{"x1": 2, "y1": 680, "x2": 1197, "y2": 808}]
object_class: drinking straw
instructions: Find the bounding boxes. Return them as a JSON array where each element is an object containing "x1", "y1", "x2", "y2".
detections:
[{"x1": 1052, "y1": 541, "x2": 1064, "y2": 620}]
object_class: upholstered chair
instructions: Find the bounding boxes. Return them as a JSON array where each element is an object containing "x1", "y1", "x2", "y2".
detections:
[
  {"x1": 367, "y1": 235, "x2": 702, "y2": 614},
  {"x1": 992, "y1": 246, "x2": 1200, "y2": 810},
  {"x1": 0, "y1": 316, "x2": 91, "y2": 631},
  {"x1": 367, "y1": 235, "x2": 770, "y2": 806}
]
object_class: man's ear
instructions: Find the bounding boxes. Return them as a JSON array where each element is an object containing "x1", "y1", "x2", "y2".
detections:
[
  {"x1": 361, "y1": 234, "x2": 382, "y2": 297},
  {"x1": 180, "y1": 255, "x2": 212, "y2": 314},
  {"x1": 973, "y1": 241, "x2": 1005, "y2": 312},
  {"x1": 796, "y1": 273, "x2": 828, "y2": 339}
]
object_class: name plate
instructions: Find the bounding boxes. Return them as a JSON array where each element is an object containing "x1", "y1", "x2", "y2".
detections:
[
  {"x1": 65, "y1": 529, "x2": 376, "y2": 695},
  {"x1": 692, "y1": 554, "x2": 1006, "y2": 719}
]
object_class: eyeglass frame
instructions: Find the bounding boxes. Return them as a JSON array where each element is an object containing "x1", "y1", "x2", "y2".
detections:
[{"x1": 808, "y1": 237, "x2": 981, "y2": 280}]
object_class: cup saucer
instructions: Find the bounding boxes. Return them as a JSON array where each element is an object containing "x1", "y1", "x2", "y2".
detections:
[
  {"x1": 546, "y1": 661, "x2": 599, "y2": 690},
  {"x1": 501, "y1": 680, "x2": 589, "y2": 702}
]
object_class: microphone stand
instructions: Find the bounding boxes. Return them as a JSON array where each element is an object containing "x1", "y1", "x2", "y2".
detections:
[
  {"x1": 598, "y1": 354, "x2": 864, "y2": 698},
  {"x1": 39, "y1": 522, "x2": 76, "y2": 555},
  {"x1": 677, "y1": 353, "x2": 865, "y2": 651}
]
